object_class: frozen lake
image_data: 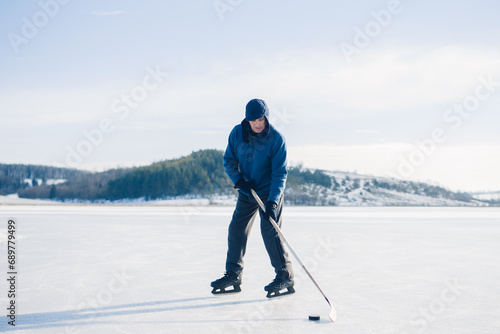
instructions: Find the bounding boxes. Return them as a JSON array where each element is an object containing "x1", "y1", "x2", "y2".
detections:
[{"x1": 1, "y1": 205, "x2": 499, "y2": 333}]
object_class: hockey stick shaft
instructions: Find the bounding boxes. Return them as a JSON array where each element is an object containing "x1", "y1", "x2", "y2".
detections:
[{"x1": 250, "y1": 189, "x2": 337, "y2": 322}]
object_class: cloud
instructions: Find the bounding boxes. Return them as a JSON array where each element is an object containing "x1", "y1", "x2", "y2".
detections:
[
  {"x1": 356, "y1": 129, "x2": 380, "y2": 134},
  {"x1": 0, "y1": 89, "x2": 111, "y2": 127},
  {"x1": 169, "y1": 46, "x2": 500, "y2": 122},
  {"x1": 327, "y1": 46, "x2": 500, "y2": 112},
  {"x1": 92, "y1": 10, "x2": 127, "y2": 16}
]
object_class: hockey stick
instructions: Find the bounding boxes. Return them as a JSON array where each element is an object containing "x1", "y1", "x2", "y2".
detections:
[{"x1": 250, "y1": 189, "x2": 337, "y2": 322}]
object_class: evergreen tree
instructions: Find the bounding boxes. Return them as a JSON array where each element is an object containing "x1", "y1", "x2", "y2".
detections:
[{"x1": 49, "y1": 185, "x2": 56, "y2": 199}]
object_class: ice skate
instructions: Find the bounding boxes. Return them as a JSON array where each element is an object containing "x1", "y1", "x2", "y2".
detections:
[
  {"x1": 264, "y1": 277, "x2": 295, "y2": 298},
  {"x1": 211, "y1": 272, "x2": 242, "y2": 294}
]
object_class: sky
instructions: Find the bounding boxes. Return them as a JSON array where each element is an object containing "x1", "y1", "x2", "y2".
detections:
[{"x1": 1, "y1": 0, "x2": 499, "y2": 192}]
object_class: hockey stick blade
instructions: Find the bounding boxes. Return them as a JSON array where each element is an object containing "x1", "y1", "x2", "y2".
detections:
[
  {"x1": 251, "y1": 189, "x2": 337, "y2": 322},
  {"x1": 326, "y1": 296, "x2": 337, "y2": 322}
]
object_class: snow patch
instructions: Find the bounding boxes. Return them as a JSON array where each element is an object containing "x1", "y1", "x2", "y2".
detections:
[
  {"x1": 0, "y1": 194, "x2": 60, "y2": 205},
  {"x1": 23, "y1": 178, "x2": 67, "y2": 187}
]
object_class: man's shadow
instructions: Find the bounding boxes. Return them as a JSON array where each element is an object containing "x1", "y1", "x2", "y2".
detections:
[{"x1": 4, "y1": 296, "x2": 276, "y2": 331}]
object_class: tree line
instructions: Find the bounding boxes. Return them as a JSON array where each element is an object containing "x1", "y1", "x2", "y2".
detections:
[
  {"x1": 14, "y1": 149, "x2": 233, "y2": 201},
  {"x1": 1, "y1": 149, "x2": 480, "y2": 205},
  {"x1": 0, "y1": 164, "x2": 88, "y2": 195},
  {"x1": 105, "y1": 149, "x2": 233, "y2": 200}
]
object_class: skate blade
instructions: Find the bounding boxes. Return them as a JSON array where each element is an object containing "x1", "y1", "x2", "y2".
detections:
[
  {"x1": 211, "y1": 284, "x2": 241, "y2": 294},
  {"x1": 266, "y1": 286, "x2": 295, "y2": 298}
]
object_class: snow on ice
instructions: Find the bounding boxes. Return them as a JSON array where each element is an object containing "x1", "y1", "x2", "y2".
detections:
[{"x1": 0, "y1": 205, "x2": 499, "y2": 333}]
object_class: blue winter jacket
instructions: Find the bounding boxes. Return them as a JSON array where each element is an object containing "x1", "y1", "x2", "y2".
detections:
[{"x1": 224, "y1": 120, "x2": 287, "y2": 204}]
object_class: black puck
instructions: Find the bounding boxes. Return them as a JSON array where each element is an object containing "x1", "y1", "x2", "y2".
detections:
[{"x1": 309, "y1": 315, "x2": 320, "y2": 321}]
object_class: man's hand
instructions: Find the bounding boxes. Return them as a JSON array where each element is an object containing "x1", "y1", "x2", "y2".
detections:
[
  {"x1": 234, "y1": 178, "x2": 252, "y2": 194},
  {"x1": 265, "y1": 201, "x2": 278, "y2": 222}
]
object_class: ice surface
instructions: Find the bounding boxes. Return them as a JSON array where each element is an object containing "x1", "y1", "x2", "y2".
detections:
[{"x1": 0, "y1": 206, "x2": 499, "y2": 333}]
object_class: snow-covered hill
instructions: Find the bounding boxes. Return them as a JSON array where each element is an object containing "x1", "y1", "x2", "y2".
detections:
[
  {"x1": 1, "y1": 156, "x2": 488, "y2": 206},
  {"x1": 284, "y1": 170, "x2": 483, "y2": 207}
]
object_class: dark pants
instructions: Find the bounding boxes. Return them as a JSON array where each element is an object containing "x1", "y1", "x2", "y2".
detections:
[{"x1": 225, "y1": 192, "x2": 293, "y2": 280}]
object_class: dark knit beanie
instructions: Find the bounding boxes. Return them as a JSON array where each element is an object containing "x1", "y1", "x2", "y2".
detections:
[{"x1": 245, "y1": 99, "x2": 269, "y2": 121}]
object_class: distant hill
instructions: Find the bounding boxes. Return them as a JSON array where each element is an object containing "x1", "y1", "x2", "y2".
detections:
[
  {"x1": 0, "y1": 163, "x2": 129, "y2": 200},
  {"x1": 105, "y1": 149, "x2": 233, "y2": 200},
  {"x1": 0, "y1": 163, "x2": 89, "y2": 196},
  {"x1": 2, "y1": 149, "x2": 229, "y2": 201},
  {"x1": 285, "y1": 169, "x2": 476, "y2": 206},
  {"x1": 0, "y1": 149, "x2": 492, "y2": 206}
]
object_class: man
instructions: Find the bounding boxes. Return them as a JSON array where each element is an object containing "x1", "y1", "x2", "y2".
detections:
[{"x1": 211, "y1": 98, "x2": 294, "y2": 298}]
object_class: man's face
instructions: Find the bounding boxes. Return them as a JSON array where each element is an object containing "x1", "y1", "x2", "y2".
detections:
[{"x1": 249, "y1": 117, "x2": 266, "y2": 134}]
